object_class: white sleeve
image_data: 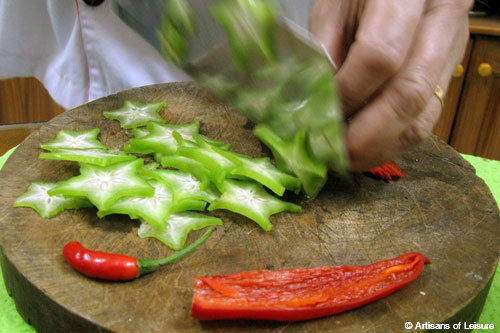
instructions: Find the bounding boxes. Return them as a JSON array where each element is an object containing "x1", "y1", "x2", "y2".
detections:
[
  {"x1": 0, "y1": 0, "x2": 189, "y2": 110},
  {"x1": 0, "y1": 0, "x2": 313, "y2": 110}
]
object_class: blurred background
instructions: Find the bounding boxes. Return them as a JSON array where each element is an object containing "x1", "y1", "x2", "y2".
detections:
[{"x1": 1, "y1": 0, "x2": 499, "y2": 161}]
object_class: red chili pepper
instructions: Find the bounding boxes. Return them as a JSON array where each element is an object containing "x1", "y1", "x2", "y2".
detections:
[
  {"x1": 191, "y1": 252, "x2": 429, "y2": 321},
  {"x1": 366, "y1": 161, "x2": 404, "y2": 181},
  {"x1": 62, "y1": 227, "x2": 214, "y2": 281}
]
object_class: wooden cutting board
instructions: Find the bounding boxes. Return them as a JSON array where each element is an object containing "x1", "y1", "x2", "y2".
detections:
[{"x1": 0, "y1": 82, "x2": 499, "y2": 333}]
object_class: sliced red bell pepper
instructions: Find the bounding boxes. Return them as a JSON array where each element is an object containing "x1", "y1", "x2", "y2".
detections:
[
  {"x1": 191, "y1": 252, "x2": 430, "y2": 321},
  {"x1": 366, "y1": 161, "x2": 404, "y2": 181}
]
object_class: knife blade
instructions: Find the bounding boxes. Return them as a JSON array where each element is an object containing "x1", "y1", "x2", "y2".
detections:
[{"x1": 112, "y1": 0, "x2": 348, "y2": 174}]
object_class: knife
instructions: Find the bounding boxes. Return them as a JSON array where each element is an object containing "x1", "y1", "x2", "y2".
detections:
[{"x1": 112, "y1": 0, "x2": 348, "y2": 175}]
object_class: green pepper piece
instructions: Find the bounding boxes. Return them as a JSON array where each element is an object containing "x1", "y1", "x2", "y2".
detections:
[
  {"x1": 13, "y1": 181, "x2": 92, "y2": 218},
  {"x1": 152, "y1": 152, "x2": 166, "y2": 164},
  {"x1": 213, "y1": 147, "x2": 301, "y2": 196},
  {"x1": 234, "y1": 84, "x2": 282, "y2": 124},
  {"x1": 126, "y1": 121, "x2": 200, "y2": 155},
  {"x1": 141, "y1": 169, "x2": 218, "y2": 204},
  {"x1": 48, "y1": 159, "x2": 154, "y2": 211},
  {"x1": 208, "y1": 179, "x2": 301, "y2": 231},
  {"x1": 252, "y1": 56, "x2": 301, "y2": 84},
  {"x1": 40, "y1": 128, "x2": 106, "y2": 152},
  {"x1": 196, "y1": 72, "x2": 239, "y2": 100},
  {"x1": 157, "y1": 18, "x2": 189, "y2": 65},
  {"x1": 287, "y1": 61, "x2": 347, "y2": 170},
  {"x1": 138, "y1": 212, "x2": 222, "y2": 250},
  {"x1": 196, "y1": 134, "x2": 231, "y2": 151},
  {"x1": 142, "y1": 161, "x2": 160, "y2": 171},
  {"x1": 39, "y1": 148, "x2": 136, "y2": 167},
  {"x1": 172, "y1": 130, "x2": 230, "y2": 151},
  {"x1": 159, "y1": 154, "x2": 212, "y2": 190},
  {"x1": 254, "y1": 125, "x2": 327, "y2": 198},
  {"x1": 176, "y1": 134, "x2": 236, "y2": 186},
  {"x1": 103, "y1": 100, "x2": 166, "y2": 129},
  {"x1": 211, "y1": 0, "x2": 278, "y2": 71},
  {"x1": 97, "y1": 180, "x2": 174, "y2": 230},
  {"x1": 171, "y1": 199, "x2": 207, "y2": 213},
  {"x1": 123, "y1": 126, "x2": 152, "y2": 154},
  {"x1": 166, "y1": 0, "x2": 196, "y2": 35},
  {"x1": 132, "y1": 126, "x2": 151, "y2": 138}
]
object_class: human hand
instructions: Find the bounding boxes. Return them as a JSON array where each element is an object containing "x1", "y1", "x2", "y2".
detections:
[{"x1": 309, "y1": 0, "x2": 472, "y2": 172}]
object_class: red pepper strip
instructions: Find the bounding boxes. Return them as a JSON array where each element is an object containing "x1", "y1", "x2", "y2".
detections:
[
  {"x1": 62, "y1": 227, "x2": 215, "y2": 281},
  {"x1": 191, "y1": 252, "x2": 429, "y2": 321},
  {"x1": 366, "y1": 161, "x2": 404, "y2": 181}
]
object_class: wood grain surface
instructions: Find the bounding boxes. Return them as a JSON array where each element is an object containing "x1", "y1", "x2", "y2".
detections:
[
  {"x1": 0, "y1": 123, "x2": 43, "y2": 155},
  {"x1": 450, "y1": 35, "x2": 500, "y2": 160},
  {"x1": 0, "y1": 82, "x2": 499, "y2": 333},
  {"x1": 0, "y1": 77, "x2": 65, "y2": 125}
]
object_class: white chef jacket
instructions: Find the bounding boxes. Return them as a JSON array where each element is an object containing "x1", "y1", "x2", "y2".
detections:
[{"x1": 0, "y1": 0, "x2": 312, "y2": 110}]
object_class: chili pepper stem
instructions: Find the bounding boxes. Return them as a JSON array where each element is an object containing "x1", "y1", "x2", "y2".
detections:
[{"x1": 138, "y1": 226, "x2": 215, "y2": 276}]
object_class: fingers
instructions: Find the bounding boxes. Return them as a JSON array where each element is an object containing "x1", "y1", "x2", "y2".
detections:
[
  {"x1": 309, "y1": 0, "x2": 360, "y2": 68},
  {"x1": 346, "y1": 0, "x2": 471, "y2": 172},
  {"x1": 336, "y1": 0, "x2": 426, "y2": 116},
  {"x1": 398, "y1": 12, "x2": 470, "y2": 152}
]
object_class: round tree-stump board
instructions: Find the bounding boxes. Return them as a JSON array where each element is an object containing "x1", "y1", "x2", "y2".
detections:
[{"x1": 0, "y1": 82, "x2": 499, "y2": 333}]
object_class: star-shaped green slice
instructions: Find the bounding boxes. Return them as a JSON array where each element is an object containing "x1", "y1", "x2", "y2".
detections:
[
  {"x1": 40, "y1": 128, "x2": 107, "y2": 151},
  {"x1": 214, "y1": 147, "x2": 301, "y2": 196},
  {"x1": 176, "y1": 134, "x2": 236, "y2": 186},
  {"x1": 103, "y1": 100, "x2": 166, "y2": 129},
  {"x1": 208, "y1": 179, "x2": 301, "y2": 231},
  {"x1": 141, "y1": 169, "x2": 219, "y2": 204},
  {"x1": 123, "y1": 127, "x2": 152, "y2": 153},
  {"x1": 254, "y1": 125, "x2": 327, "y2": 198},
  {"x1": 98, "y1": 180, "x2": 174, "y2": 230},
  {"x1": 195, "y1": 134, "x2": 231, "y2": 151},
  {"x1": 132, "y1": 126, "x2": 151, "y2": 138},
  {"x1": 125, "y1": 121, "x2": 200, "y2": 155},
  {"x1": 159, "y1": 154, "x2": 212, "y2": 190},
  {"x1": 48, "y1": 159, "x2": 154, "y2": 210},
  {"x1": 39, "y1": 148, "x2": 136, "y2": 167},
  {"x1": 13, "y1": 181, "x2": 92, "y2": 218},
  {"x1": 138, "y1": 212, "x2": 222, "y2": 250}
]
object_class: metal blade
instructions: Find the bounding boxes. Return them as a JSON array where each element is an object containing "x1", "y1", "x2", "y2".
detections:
[{"x1": 113, "y1": 0, "x2": 348, "y2": 173}]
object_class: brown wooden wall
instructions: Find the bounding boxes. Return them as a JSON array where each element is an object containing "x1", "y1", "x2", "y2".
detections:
[
  {"x1": 0, "y1": 77, "x2": 65, "y2": 155},
  {"x1": 0, "y1": 77, "x2": 65, "y2": 125}
]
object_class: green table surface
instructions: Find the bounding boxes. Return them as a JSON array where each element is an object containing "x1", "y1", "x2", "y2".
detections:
[{"x1": 0, "y1": 146, "x2": 499, "y2": 332}]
